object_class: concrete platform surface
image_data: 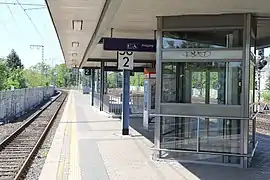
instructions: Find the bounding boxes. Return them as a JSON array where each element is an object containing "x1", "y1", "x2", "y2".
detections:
[{"x1": 39, "y1": 90, "x2": 199, "y2": 180}]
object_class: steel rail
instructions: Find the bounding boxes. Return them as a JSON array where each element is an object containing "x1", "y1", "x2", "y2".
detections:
[
  {"x1": 0, "y1": 90, "x2": 67, "y2": 179},
  {"x1": 14, "y1": 91, "x2": 67, "y2": 179}
]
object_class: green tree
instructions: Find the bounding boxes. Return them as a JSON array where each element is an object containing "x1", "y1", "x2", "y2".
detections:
[
  {"x1": 24, "y1": 68, "x2": 43, "y2": 87},
  {"x1": 6, "y1": 49, "x2": 24, "y2": 69},
  {"x1": 23, "y1": 63, "x2": 70, "y2": 88},
  {"x1": 24, "y1": 63, "x2": 46, "y2": 87},
  {"x1": 3, "y1": 50, "x2": 26, "y2": 89},
  {"x1": 55, "y1": 64, "x2": 70, "y2": 88},
  {"x1": 5, "y1": 69, "x2": 26, "y2": 89},
  {"x1": 265, "y1": 76, "x2": 270, "y2": 90},
  {"x1": 262, "y1": 91, "x2": 270, "y2": 102},
  {"x1": 130, "y1": 73, "x2": 144, "y2": 86},
  {"x1": 0, "y1": 59, "x2": 8, "y2": 90},
  {"x1": 107, "y1": 72, "x2": 116, "y2": 88}
]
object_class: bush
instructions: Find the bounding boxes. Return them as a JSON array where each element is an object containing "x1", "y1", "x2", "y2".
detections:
[{"x1": 262, "y1": 91, "x2": 270, "y2": 102}]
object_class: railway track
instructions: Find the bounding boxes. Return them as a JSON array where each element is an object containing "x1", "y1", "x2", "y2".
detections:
[
  {"x1": 0, "y1": 91, "x2": 67, "y2": 180},
  {"x1": 257, "y1": 118, "x2": 270, "y2": 131}
]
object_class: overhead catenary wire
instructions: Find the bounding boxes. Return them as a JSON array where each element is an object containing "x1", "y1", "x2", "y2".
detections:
[
  {"x1": 24, "y1": 7, "x2": 46, "y2": 11},
  {"x1": 4, "y1": 0, "x2": 20, "y2": 31},
  {"x1": 0, "y1": 4, "x2": 11, "y2": 39},
  {"x1": 0, "y1": 2, "x2": 46, "y2": 6},
  {"x1": 15, "y1": 0, "x2": 43, "y2": 41}
]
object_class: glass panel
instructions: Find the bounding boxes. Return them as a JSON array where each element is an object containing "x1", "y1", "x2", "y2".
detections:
[
  {"x1": 160, "y1": 116, "x2": 241, "y2": 164},
  {"x1": 151, "y1": 82, "x2": 156, "y2": 109},
  {"x1": 163, "y1": 29, "x2": 243, "y2": 49},
  {"x1": 160, "y1": 117, "x2": 177, "y2": 149},
  {"x1": 160, "y1": 117, "x2": 197, "y2": 151},
  {"x1": 210, "y1": 71, "x2": 221, "y2": 104},
  {"x1": 248, "y1": 118, "x2": 256, "y2": 155},
  {"x1": 199, "y1": 118, "x2": 241, "y2": 155},
  {"x1": 226, "y1": 62, "x2": 242, "y2": 105},
  {"x1": 250, "y1": 34, "x2": 256, "y2": 64},
  {"x1": 184, "y1": 62, "x2": 226, "y2": 104},
  {"x1": 161, "y1": 61, "x2": 242, "y2": 105},
  {"x1": 161, "y1": 63, "x2": 177, "y2": 103},
  {"x1": 191, "y1": 72, "x2": 206, "y2": 104},
  {"x1": 249, "y1": 62, "x2": 255, "y2": 115},
  {"x1": 175, "y1": 117, "x2": 198, "y2": 151},
  {"x1": 96, "y1": 69, "x2": 101, "y2": 93}
]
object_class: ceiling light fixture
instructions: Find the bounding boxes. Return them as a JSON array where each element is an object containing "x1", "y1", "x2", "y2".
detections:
[
  {"x1": 72, "y1": 20, "x2": 83, "y2": 31},
  {"x1": 72, "y1": 42, "x2": 80, "y2": 47},
  {"x1": 72, "y1": 53, "x2": 77, "y2": 57}
]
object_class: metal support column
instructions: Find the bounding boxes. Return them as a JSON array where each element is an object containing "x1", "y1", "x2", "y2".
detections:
[
  {"x1": 122, "y1": 70, "x2": 130, "y2": 135},
  {"x1": 241, "y1": 13, "x2": 252, "y2": 168},
  {"x1": 104, "y1": 70, "x2": 108, "y2": 94},
  {"x1": 100, "y1": 61, "x2": 105, "y2": 111},
  {"x1": 154, "y1": 16, "x2": 162, "y2": 159},
  {"x1": 91, "y1": 69, "x2": 95, "y2": 106},
  {"x1": 257, "y1": 49, "x2": 264, "y2": 113},
  {"x1": 97, "y1": 69, "x2": 100, "y2": 93}
]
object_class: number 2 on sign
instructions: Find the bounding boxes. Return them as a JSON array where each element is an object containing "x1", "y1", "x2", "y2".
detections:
[
  {"x1": 123, "y1": 57, "x2": 129, "y2": 67},
  {"x1": 118, "y1": 51, "x2": 134, "y2": 70}
]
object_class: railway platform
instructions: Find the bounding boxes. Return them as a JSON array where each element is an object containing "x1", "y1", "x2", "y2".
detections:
[
  {"x1": 39, "y1": 90, "x2": 199, "y2": 180},
  {"x1": 39, "y1": 90, "x2": 270, "y2": 180}
]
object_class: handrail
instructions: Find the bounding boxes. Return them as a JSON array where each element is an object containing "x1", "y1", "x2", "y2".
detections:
[
  {"x1": 251, "y1": 141, "x2": 259, "y2": 157},
  {"x1": 150, "y1": 147, "x2": 254, "y2": 158},
  {"x1": 150, "y1": 113, "x2": 258, "y2": 120}
]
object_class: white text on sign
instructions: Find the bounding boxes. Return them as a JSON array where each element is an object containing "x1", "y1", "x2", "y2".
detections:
[{"x1": 118, "y1": 51, "x2": 134, "y2": 70}]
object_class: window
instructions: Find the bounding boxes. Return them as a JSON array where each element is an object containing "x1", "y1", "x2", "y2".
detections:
[
  {"x1": 161, "y1": 63, "x2": 177, "y2": 103},
  {"x1": 163, "y1": 29, "x2": 243, "y2": 49}
]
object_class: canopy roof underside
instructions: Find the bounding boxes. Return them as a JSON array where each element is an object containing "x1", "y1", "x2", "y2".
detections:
[{"x1": 45, "y1": 0, "x2": 270, "y2": 68}]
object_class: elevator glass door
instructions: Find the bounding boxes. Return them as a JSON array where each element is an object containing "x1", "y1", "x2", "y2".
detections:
[
  {"x1": 190, "y1": 70, "x2": 225, "y2": 105},
  {"x1": 162, "y1": 61, "x2": 241, "y2": 105},
  {"x1": 161, "y1": 61, "x2": 242, "y2": 154}
]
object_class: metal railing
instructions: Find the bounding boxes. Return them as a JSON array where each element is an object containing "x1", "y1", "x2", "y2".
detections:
[
  {"x1": 0, "y1": 87, "x2": 55, "y2": 123},
  {"x1": 91, "y1": 93, "x2": 144, "y2": 115},
  {"x1": 104, "y1": 94, "x2": 144, "y2": 115},
  {"x1": 150, "y1": 113, "x2": 258, "y2": 166}
]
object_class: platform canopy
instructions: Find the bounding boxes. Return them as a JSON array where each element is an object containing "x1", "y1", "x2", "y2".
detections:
[{"x1": 45, "y1": 0, "x2": 270, "y2": 68}]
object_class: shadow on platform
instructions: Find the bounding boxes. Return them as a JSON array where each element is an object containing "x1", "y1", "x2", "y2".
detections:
[
  {"x1": 128, "y1": 116, "x2": 270, "y2": 180},
  {"x1": 129, "y1": 117, "x2": 154, "y2": 143},
  {"x1": 180, "y1": 132, "x2": 270, "y2": 180}
]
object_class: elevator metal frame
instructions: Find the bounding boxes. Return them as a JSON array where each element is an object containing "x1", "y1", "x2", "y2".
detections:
[{"x1": 152, "y1": 13, "x2": 258, "y2": 168}]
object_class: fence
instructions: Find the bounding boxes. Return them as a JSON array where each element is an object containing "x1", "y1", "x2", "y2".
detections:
[
  {"x1": 0, "y1": 87, "x2": 55, "y2": 123},
  {"x1": 105, "y1": 94, "x2": 144, "y2": 115},
  {"x1": 92, "y1": 93, "x2": 144, "y2": 116}
]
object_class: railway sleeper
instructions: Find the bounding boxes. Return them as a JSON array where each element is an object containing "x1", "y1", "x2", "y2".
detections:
[
  {"x1": 1, "y1": 150, "x2": 30, "y2": 153},
  {"x1": 0, "y1": 171, "x2": 16, "y2": 176},
  {"x1": 14, "y1": 138, "x2": 37, "y2": 141},
  {"x1": 8, "y1": 143, "x2": 36, "y2": 146},
  {"x1": 4, "y1": 147, "x2": 32, "y2": 150},
  {"x1": 0, "y1": 164, "x2": 21, "y2": 168},
  {"x1": 0, "y1": 168, "x2": 19, "y2": 172},
  {"x1": 0, "y1": 159, "x2": 24, "y2": 164},
  {"x1": 0, "y1": 156, "x2": 26, "y2": 159},
  {"x1": 0, "y1": 153, "x2": 29, "y2": 156},
  {"x1": 0, "y1": 176, "x2": 16, "y2": 180}
]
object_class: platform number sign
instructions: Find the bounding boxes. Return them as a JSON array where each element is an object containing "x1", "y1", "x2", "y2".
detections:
[
  {"x1": 84, "y1": 68, "x2": 91, "y2": 76},
  {"x1": 118, "y1": 51, "x2": 134, "y2": 70}
]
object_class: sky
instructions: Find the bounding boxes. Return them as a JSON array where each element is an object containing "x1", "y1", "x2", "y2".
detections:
[
  {"x1": 0, "y1": 1, "x2": 270, "y2": 69},
  {"x1": 0, "y1": 0, "x2": 64, "y2": 68}
]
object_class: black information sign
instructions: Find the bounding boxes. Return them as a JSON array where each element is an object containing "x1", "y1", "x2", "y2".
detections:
[
  {"x1": 103, "y1": 37, "x2": 156, "y2": 52},
  {"x1": 84, "y1": 68, "x2": 91, "y2": 76}
]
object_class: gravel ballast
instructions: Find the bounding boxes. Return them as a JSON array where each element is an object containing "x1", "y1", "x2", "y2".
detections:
[{"x1": 25, "y1": 93, "x2": 67, "y2": 180}]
